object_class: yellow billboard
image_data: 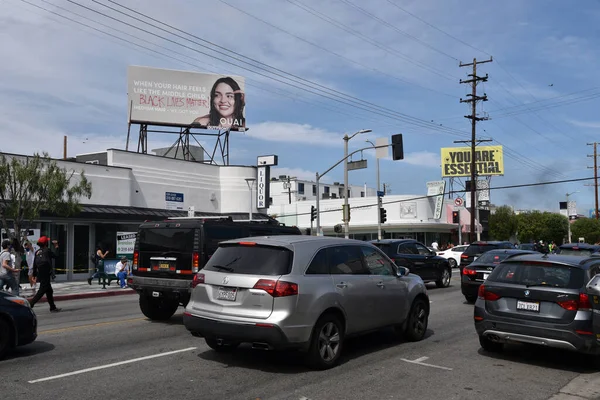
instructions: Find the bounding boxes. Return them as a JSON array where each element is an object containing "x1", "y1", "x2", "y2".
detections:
[{"x1": 441, "y1": 146, "x2": 504, "y2": 177}]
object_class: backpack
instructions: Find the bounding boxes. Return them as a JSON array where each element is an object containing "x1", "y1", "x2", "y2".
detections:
[{"x1": 33, "y1": 248, "x2": 52, "y2": 277}]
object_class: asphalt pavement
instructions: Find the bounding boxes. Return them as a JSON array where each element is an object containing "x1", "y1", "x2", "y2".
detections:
[{"x1": 2, "y1": 274, "x2": 600, "y2": 400}]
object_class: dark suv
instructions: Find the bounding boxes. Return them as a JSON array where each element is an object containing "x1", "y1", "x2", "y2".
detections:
[
  {"x1": 460, "y1": 241, "x2": 514, "y2": 270},
  {"x1": 474, "y1": 253, "x2": 600, "y2": 358},
  {"x1": 557, "y1": 243, "x2": 600, "y2": 256},
  {"x1": 371, "y1": 239, "x2": 451, "y2": 288}
]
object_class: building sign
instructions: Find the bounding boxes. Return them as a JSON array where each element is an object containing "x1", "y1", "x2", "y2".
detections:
[
  {"x1": 400, "y1": 202, "x2": 417, "y2": 219},
  {"x1": 127, "y1": 66, "x2": 246, "y2": 131},
  {"x1": 116, "y1": 232, "x2": 137, "y2": 256},
  {"x1": 476, "y1": 179, "x2": 490, "y2": 201},
  {"x1": 257, "y1": 167, "x2": 270, "y2": 209},
  {"x1": 427, "y1": 181, "x2": 446, "y2": 220},
  {"x1": 165, "y1": 192, "x2": 184, "y2": 210},
  {"x1": 441, "y1": 146, "x2": 504, "y2": 177}
]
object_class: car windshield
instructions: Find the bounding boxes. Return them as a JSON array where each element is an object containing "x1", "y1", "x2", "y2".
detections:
[
  {"x1": 474, "y1": 252, "x2": 513, "y2": 264},
  {"x1": 488, "y1": 262, "x2": 584, "y2": 289},
  {"x1": 203, "y1": 244, "x2": 293, "y2": 275}
]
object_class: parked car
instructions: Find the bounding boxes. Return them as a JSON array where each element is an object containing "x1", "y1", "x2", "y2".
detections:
[
  {"x1": 474, "y1": 253, "x2": 600, "y2": 358},
  {"x1": 437, "y1": 245, "x2": 468, "y2": 268},
  {"x1": 0, "y1": 291, "x2": 37, "y2": 359},
  {"x1": 461, "y1": 249, "x2": 538, "y2": 303},
  {"x1": 517, "y1": 243, "x2": 535, "y2": 251},
  {"x1": 556, "y1": 243, "x2": 600, "y2": 256},
  {"x1": 183, "y1": 235, "x2": 430, "y2": 370},
  {"x1": 459, "y1": 241, "x2": 514, "y2": 270},
  {"x1": 371, "y1": 239, "x2": 452, "y2": 288}
]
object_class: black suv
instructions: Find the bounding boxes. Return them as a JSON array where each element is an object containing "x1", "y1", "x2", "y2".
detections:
[
  {"x1": 557, "y1": 243, "x2": 600, "y2": 256},
  {"x1": 129, "y1": 217, "x2": 301, "y2": 320},
  {"x1": 460, "y1": 241, "x2": 514, "y2": 270},
  {"x1": 371, "y1": 239, "x2": 451, "y2": 288}
]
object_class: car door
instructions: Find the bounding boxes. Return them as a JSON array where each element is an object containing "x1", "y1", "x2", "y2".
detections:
[
  {"x1": 361, "y1": 246, "x2": 408, "y2": 326},
  {"x1": 328, "y1": 245, "x2": 380, "y2": 333},
  {"x1": 395, "y1": 242, "x2": 427, "y2": 279},
  {"x1": 415, "y1": 242, "x2": 437, "y2": 280}
]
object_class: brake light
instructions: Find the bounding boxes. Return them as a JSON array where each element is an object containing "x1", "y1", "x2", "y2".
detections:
[
  {"x1": 133, "y1": 251, "x2": 139, "y2": 270},
  {"x1": 253, "y1": 279, "x2": 298, "y2": 297},
  {"x1": 558, "y1": 293, "x2": 591, "y2": 311},
  {"x1": 461, "y1": 254, "x2": 468, "y2": 259},
  {"x1": 580, "y1": 293, "x2": 592, "y2": 310},
  {"x1": 192, "y1": 273, "x2": 205, "y2": 288},
  {"x1": 478, "y1": 285, "x2": 501, "y2": 301},
  {"x1": 463, "y1": 267, "x2": 477, "y2": 276},
  {"x1": 239, "y1": 241, "x2": 257, "y2": 246},
  {"x1": 192, "y1": 252, "x2": 199, "y2": 273},
  {"x1": 558, "y1": 300, "x2": 578, "y2": 311}
]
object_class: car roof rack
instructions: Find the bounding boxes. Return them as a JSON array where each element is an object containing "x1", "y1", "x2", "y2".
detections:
[{"x1": 168, "y1": 216, "x2": 233, "y2": 220}]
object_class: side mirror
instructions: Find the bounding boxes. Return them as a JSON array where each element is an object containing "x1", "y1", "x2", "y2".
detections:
[{"x1": 396, "y1": 267, "x2": 410, "y2": 277}]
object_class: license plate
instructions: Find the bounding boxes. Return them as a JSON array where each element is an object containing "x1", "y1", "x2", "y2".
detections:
[
  {"x1": 159, "y1": 263, "x2": 170, "y2": 269},
  {"x1": 483, "y1": 273, "x2": 489, "y2": 280},
  {"x1": 217, "y1": 287, "x2": 237, "y2": 301},
  {"x1": 517, "y1": 300, "x2": 540, "y2": 312}
]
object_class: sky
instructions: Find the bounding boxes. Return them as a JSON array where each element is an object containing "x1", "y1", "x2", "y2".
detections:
[{"x1": 1, "y1": 0, "x2": 600, "y2": 214}]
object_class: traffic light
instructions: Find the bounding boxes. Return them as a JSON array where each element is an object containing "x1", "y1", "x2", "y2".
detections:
[
  {"x1": 379, "y1": 207, "x2": 387, "y2": 224},
  {"x1": 391, "y1": 134, "x2": 404, "y2": 160},
  {"x1": 310, "y1": 205, "x2": 317, "y2": 222},
  {"x1": 452, "y1": 211, "x2": 459, "y2": 224}
]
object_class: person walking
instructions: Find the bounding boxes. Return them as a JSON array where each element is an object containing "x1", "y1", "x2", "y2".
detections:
[
  {"x1": 88, "y1": 245, "x2": 109, "y2": 288},
  {"x1": 29, "y1": 236, "x2": 61, "y2": 312},
  {"x1": 23, "y1": 241, "x2": 37, "y2": 292},
  {"x1": 0, "y1": 240, "x2": 21, "y2": 296}
]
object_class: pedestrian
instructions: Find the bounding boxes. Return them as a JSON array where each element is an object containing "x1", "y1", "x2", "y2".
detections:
[
  {"x1": 88, "y1": 244, "x2": 110, "y2": 288},
  {"x1": 115, "y1": 256, "x2": 129, "y2": 289},
  {"x1": 0, "y1": 240, "x2": 21, "y2": 296},
  {"x1": 29, "y1": 236, "x2": 61, "y2": 312}
]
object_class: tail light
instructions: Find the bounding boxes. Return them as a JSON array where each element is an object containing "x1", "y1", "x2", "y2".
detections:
[
  {"x1": 558, "y1": 293, "x2": 591, "y2": 311},
  {"x1": 478, "y1": 285, "x2": 501, "y2": 301},
  {"x1": 133, "y1": 251, "x2": 139, "y2": 270},
  {"x1": 192, "y1": 252, "x2": 199, "y2": 273},
  {"x1": 463, "y1": 267, "x2": 477, "y2": 276},
  {"x1": 192, "y1": 273, "x2": 205, "y2": 288},
  {"x1": 253, "y1": 279, "x2": 298, "y2": 297},
  {"x1": 461, "y1": 254, "x2": 469, "y2": 259}
]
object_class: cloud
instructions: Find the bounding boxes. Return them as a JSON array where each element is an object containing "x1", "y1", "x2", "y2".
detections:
[
  {"x1": 245, "y1": 122, "x2": 343, "y2": 145},
  {"x1": 567, "y1": 119, "x2": 600, "y2": 129},
  {"x1": 403, "y1": 151, "x2": 439, "y2": 167},
  {"x1": 271, "y1": 167, "x2": 318, "y2": 182}
]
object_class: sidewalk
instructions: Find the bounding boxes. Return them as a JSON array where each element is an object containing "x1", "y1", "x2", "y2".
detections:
[{"x1": 14, "y1": 280, "x2": 137, "y2": 303}]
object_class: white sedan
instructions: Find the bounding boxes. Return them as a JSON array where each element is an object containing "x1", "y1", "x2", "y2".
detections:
[{"x1": 437, "y1": 245, "x2": 468, "y2": 268}]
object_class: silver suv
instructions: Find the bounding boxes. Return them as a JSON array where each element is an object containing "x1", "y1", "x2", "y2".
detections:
[{"x1": 183, "y1": 235, "x2": 430, "y2": 369}]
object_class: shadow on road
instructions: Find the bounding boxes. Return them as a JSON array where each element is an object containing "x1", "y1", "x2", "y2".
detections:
[
  {"x1": 4, "y1": 341, "x2": 55, "y2": 361},
  {"x1": 197, "y1": 328, "x2": 435, "y2": 373},
  {"x1": 477, "y1": 344, "x2": 598, "y2": 373}
]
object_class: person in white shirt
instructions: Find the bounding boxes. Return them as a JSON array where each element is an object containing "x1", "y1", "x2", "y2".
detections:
[
  {"x1": 431, "y1": 241, "x2": 439, "y2": 251},
  {"x1": 24, "y1": 241, "x2": 37, "y2": 291},
  {"x1": 115, "y1": 257, "x2": 129, "y2": 289}
]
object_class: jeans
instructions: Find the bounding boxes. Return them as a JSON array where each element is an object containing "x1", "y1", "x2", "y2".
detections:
[
  {"x1": 0, "y1": 274, "x2": 20, "y2": 296},
  {"x1": 117, "y1": 271, "x2": 127, "y2": 288},
  {"x1": 30, "y1": 279, "x2": 56, "y2": 310}
]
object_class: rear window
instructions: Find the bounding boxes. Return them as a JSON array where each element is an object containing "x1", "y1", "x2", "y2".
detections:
[
  {"x1": 559, "y1": 248, "x2": 595, "y2": 257},
  {"x1": 138, "y1": 228, "x2": 195, "y2": 254},
  {"x1": 475, "y1": 252, "x2": 513, "y2": 264},
  {"x1": 488, "y1": 262, "x2": 585, "y2": 289},
  {"x1": 464, "y1": 244, "x2": 499, "y2": 256},
  {"x1": 203, "y1": 244, "x2": 293, "y2": 275}
]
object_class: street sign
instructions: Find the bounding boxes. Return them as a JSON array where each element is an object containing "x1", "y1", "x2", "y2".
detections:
[
  {"x1": 377, "y1": 190, "x2": 385, "y2": 197},
  {"x1": 347, "y1": 159, "x2": 367, "y2": 171},
  {"x1": 454, "y1": 198, "x2": 464, "y2": 207}
]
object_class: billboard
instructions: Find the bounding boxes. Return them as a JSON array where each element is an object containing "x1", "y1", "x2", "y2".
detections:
[
  {"x1": 127, "y1": 66, "x2": 246, "y2": 131},
  {"x1": 441, "y1": 146, "x2": 504, "y2": 177}
]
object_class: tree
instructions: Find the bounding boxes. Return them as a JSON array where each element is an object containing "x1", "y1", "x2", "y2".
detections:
[
  {"x1": 488, "y1": 205, "x2": 518, "y2": 240},
  {"x1": 516, "y1": 211, "x2": 545, "y2": 244},
  {"x1": 542, "y1": 213, "x2": 569, "y2": 244},
  {"x1": 0, "y1": 153, "x2": 92, "y2": 269},
  {"x1": 571, "y1": 218, "x2": 600, "y2": 244}
]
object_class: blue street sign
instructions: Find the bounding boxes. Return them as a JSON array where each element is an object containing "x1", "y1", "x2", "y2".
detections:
[{"x1": 377, "y1": 191, "x2": 385, "y2": 197}]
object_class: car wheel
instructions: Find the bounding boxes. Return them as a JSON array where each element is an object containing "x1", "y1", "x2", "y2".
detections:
[
  {"x1": 448, "y1": 258, "x2": 457, "y2": 268},
  {"x1": 465, "y1": 295, "x2": 477, "y2": 304},
  {"x1": 0, "y1": 318, "x2": 12, "y2": 360},
  {"x1": 139, "y1": 294, "x2": 179, "y2": 321},
  {"x1": 306, "y1": 314, "x2": 344, "y2": 370},
  {"x1": 436, "y1": 267, "x2": 451, "y2": 288},
  {"x1": 404, "y1": 298, "x2": 429, "y2": 342},
  {"x1": 479, "y1": 335, "x2": 503, "y2": 352},
  {"x1": 205, "y1": 338, "x2": 240, "y2": 352}
]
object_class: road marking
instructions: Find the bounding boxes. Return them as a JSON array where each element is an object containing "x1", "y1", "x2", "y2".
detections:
[
  {"x1": 28, "y1": 347, "x2": 197, "y2": 383},
  {"x1": 400, "y1": 356, "x2": 453, "y2": 371},
  {"x1": 39, "y1": 317, "x2": 146, "y2": 335}
]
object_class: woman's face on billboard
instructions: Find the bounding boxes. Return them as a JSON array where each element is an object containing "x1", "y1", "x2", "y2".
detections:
[{"x1": 213, "y1": 82, "x2": 235, "y2": 118}]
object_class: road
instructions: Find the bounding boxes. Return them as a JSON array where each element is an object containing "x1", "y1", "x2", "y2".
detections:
[{"x1": 1, "y1": 274, "x2": 597, "y2": 400}]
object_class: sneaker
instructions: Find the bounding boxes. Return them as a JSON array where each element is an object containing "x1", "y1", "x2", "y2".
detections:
[
  {"x1": 50, "y1": 308, "x2": 62, "y2": 313},
  {"x1": 87, "y1": 278, "x2": 92, "y2": 285}
]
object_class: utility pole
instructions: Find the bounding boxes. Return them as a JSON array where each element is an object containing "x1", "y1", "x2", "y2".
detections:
[
  {"x1": 459, "y1": 57, "x2": 493, "y2": 243},
  {"x1": 587, "y1": 142, "x2": 599, "y2": 219}
]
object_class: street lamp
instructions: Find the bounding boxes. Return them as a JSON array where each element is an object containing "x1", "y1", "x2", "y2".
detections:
[
  {"x1": 245, "y1": 178, "x2": 256, "y2": 220},
  {"x1": 366, "y1": 139, "x2": 382, "y2": 240},
  {"x1": 343, "y1": 129, "x2": 371, "y2": 239},
  {"x1": 566, "y1": 191, "x2": 579, "y2": 243}
]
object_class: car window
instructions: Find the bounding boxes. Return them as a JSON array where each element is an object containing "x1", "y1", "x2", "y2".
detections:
[
  {"x1": 398, "y1": 243, "x2": 418, "y2": 255},
  {"x1": 476, "y1": 251, "x2": 513, "y2": 264},
  {"x1": 489, "y1": 262, "x2": 584, "y2": 289},
  {"x1": 559, "y1": 248, "x2": 595, "y2": 257},
  {"x1": 371, "y1": 243, "x2": 395, "y2": 257},
  {"x1": 453, "y1": 246, "x2": 467, "y2": 252},
  {"x1": 589, "y1": 264, "x2": 600, "y2": 278},
  {"x1": 464, "y1": 244, "x2": 499, "y2": 256},
  {"x1": 329, "y1": 246, "x2": 369, "y2": 275},
  {"x1": 305, "y1": 248, "x2": 329, "y2": 275},
  {"x1": 361, "y1": 246, "x2": 395, "y2": 276},
  {"x1": 138, "y1": 228, "x2": 195, "y2": 254},
  {"x1": 415, "y1": 243, "x2": 431, "y2": 256},
  {"x1": 203, "y1": 224, "x2": 247, "y2": 258},
  {"x1": 203, "y1": 244, "x2": 293, "y2": 275}
]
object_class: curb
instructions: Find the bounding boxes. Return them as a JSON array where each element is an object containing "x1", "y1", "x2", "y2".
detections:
[{"x1": 31, "y1": 289, "x2": 137, "y2": 303}]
